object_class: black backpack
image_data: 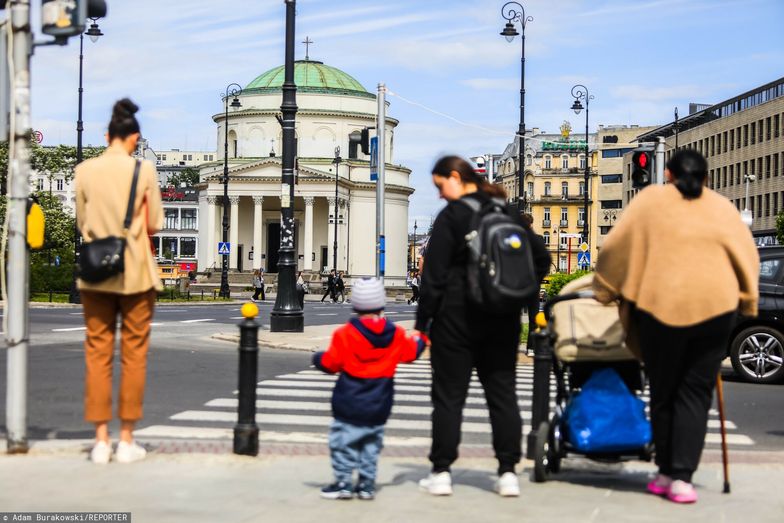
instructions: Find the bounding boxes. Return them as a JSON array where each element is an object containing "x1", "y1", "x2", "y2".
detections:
[{"x1": 458, "y1": 197, "x2": 539, "y2": 313}]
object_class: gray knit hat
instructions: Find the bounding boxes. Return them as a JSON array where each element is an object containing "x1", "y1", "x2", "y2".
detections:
[{"x1": 351, "y1": 278, "x2": 386, "y2": 313}]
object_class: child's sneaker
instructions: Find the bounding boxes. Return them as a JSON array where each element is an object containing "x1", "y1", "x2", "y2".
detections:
[
  {"x1": 647, "y1": 473, "x2": 672, "y2": 496},
  {"x1": 494, "y1": 472, "x2": 520, "y2": 497},
  {"x1": 355, "y1": 480, "x2": 376, "y2": 500},
  {"x1": 418, "y1": 471, "x2": 453, "y2": 496},
  {"x1": 115, "y1": 440, "x2": 147, "y2": 463},
  {"x1": 667, "y1": 480, "x2": 698, "y2": 504},
  {"x1": 89, "y1": 440, "x2": 112, "y2": 464},
  {"x1": 320, "y1": 481, "x2": 353, "y2": 500}
]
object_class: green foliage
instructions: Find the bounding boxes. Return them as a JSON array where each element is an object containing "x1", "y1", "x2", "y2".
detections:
[
  {"x1": 776, "y1": 212, "x2": 784, "y2": 245},
  {"x1": 545, "y1": 270, "x2": 592, "y2": 297},
  {"x1": 167, "y1": 167, "x2": 200, "y2": 188}
]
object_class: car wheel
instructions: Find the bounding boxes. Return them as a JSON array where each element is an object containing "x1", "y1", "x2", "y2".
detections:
[{"x1": 730, "y1": 326, "x2": 784, "y2": 383}]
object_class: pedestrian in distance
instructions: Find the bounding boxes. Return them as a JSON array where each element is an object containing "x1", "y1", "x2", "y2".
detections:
[
  {"x1": 75, "y1": 98, "x2": 163, "y2": 464},
  {"x1": 415, "y1": 156, "x2": 550, "y2": 497},
  {"x1": 321, "y1": 269, "x2": 336, "y2": 303},
  {"x1": 251, "y1": 269, "x2": 265, "y2": 302},
  {"x1": 594, "y1": 149, "x2": 759, "y2": 504},
  {"x1": 313, "y1": 278, "x2": 430, "y2": 500},
  {"x1": 407, "y1": 271, "x2": 420, "y2": 305},
  {"x1": 296, "y1": 271, "x2": 306, "y2": 309},
  {"x1": 334, "y1": 271, "x2": 346, "y2": 303}
]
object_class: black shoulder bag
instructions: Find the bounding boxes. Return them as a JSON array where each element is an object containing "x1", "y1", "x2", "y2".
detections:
[{"x1": 77, "y1": 160, "x2": 141, "y2": 283}]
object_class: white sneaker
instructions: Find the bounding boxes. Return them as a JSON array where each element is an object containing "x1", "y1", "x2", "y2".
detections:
[
  {"x1": 90, "y1": 440, "x2": 112, "y2": 464},
  {"x1": 418, "y1": 471, "x2": 453, "y2": 496},
  {"x1": 115, "y1": 440, "x2": 147, "y2": 463},
  {"x1": 494, "y1": 472, "x2": 520, "y2": 497}
]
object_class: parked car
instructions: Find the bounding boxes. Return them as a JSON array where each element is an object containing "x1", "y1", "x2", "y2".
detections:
[{"x1": 727, "y1": 246, "x2": 784, "y2": 383}]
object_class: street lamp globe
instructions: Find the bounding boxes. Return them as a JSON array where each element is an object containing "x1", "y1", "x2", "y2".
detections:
[
  {"x1": 571, "y1": 99, "x2": 583, "y2": 115},
  {"x1": 500, "y1": 22, "x2": 519, "y2": 42},
  {"x1": 86, "y1": 19, "x2": 103, "y2": 43},
  {"x1": 230, "y1": 96, "x2": 242, "y2": 109}
]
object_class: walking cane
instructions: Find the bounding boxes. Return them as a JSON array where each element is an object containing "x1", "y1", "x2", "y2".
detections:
[{"x1": 715, "y1": 373, "x2": 731, "y2": 494}]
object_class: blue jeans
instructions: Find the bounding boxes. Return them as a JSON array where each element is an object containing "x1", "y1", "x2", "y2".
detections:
[{"x1": 328, "y1": 419, "x2": 385, "y2": 484}]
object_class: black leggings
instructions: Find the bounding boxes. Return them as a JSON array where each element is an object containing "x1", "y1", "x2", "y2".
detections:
[
  {"x1": 252, "y1": 286, "x2": 265, "y2": 301},
  {"x1": 429, "y1": 312, "x2": 522, "y2": 475},
  {"x1": 635, "y1": 309, "x2": 735, "y2": 483}
]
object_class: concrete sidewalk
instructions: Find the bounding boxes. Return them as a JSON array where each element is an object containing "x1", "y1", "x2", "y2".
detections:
[{"x1": 1, "y1": 442, "x2": 781, "y2": 523}]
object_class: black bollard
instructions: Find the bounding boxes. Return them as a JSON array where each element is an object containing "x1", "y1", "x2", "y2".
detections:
[
  {"x1": 234, "y1": 303, "x2": 260, "y2": 456},
  {"x1": 526, "y1": 319, "x2": 552, "y2": 459}
]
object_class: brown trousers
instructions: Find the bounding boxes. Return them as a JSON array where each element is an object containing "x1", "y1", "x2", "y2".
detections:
[{"x1": 82, "y1": 289, "x2": 156, "y2": 423}]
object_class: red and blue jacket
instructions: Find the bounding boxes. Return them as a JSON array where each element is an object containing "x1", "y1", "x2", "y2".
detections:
[{"x1": 313, "y1": 317, "x2": 428, "y2": 426}]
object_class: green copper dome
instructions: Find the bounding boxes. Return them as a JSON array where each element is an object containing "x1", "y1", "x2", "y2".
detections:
[{"x1": 245, "y1": 60, "x2": 373, "y2": 98}]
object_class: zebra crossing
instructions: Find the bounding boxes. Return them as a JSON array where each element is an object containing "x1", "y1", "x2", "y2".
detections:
[{"x1": 135, "y1": 360, "x2": 754, "y2": 448}]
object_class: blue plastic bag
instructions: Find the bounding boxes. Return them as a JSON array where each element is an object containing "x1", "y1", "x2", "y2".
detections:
[{"x1": 564, "y1": 368, "x2": 652, "y2": 453}]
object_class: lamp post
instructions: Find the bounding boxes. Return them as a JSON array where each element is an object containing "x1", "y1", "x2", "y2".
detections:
[
  {"x1": 332, "y1": 146, "x2": 341, "y2": 273},
  {"x1": 218, "y1": 83, "x2": 242, "y2": 299},
  {"x1": 553, "y1": 227, "x2": 561, "y2": 272},
  {"x1": 270, "y1": 0, "x2": 304, "y2": 332},
  {"x1": 674, "y1": 107, "x2": 679, "y2": 150},
  {"x1": 412, "y1": 220, "x2": 418, "y2": 271},
  {"x1": 500, "y1": 1, "x2": 532, "y2": 212},
  {"x1": 69, "y1": 18, "x2": 104, "y2": 304},
  {"x1": 570, "y1": 84, "x2": 593, "y2": 249},
  {"x1": 741, "y1": 174, "x2": 755, "y2": 228}
]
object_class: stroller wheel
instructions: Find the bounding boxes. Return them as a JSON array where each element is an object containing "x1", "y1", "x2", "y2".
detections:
[
  {"x1": 548, "y1": 417, "x2": 563, "y2": 474},
  {"x1": 532, "y1": 421, "x2": 550, "y2": 483}
]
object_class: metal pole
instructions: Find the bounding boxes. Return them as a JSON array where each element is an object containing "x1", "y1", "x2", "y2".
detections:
[
  {"x1": 376, "y1": 83, "x2": 386, "y2": 279},
  {"x1": 674, "y1": 107, "x2": 679, "y2": 150},
  {"x1": 270, "y1": 0, "x2": 304, "y2": 332},
  {"x1": 234, "y1": 306, "x2": 260, "y2": 456},
  {"x1": 526, "y1": 323, "x2": 551, "y2": 459},
  {"x1": 333, "y1": 148, "x2": 339, "y2": 273},
  {"x1": 655, "y1": 136, "x2": 665, "y2": 185},
  {"x1": 219, "y1": 89, "x2": 231, "y2": 299},
  {"x1": 6, "y1": 0, "x2": 32, "y2": 454},
  {"x1": 583, "y1": 103, "x2": 589, "y2": 246},
  {"x1": 68, "y1": 33, "x2": 86, "y2": 304}
]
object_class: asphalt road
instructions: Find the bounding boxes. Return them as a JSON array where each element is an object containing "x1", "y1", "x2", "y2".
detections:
[{"x1": 0, "y1": 302, "x2": 782, "y2": 453}]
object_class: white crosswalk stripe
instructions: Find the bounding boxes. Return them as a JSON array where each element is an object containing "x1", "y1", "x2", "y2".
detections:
[{"x1": 136, "y1": 360, "x2": 754, "y2": 448}]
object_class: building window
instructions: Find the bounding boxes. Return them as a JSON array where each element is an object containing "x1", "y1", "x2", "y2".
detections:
[
  {"x1": 543, "y1": 232, "x2": 550, "y2": 245},
  {"x1": 744, "y1": 125, "x2": 749, "y2": 146},
  {"x1": 164, "y1": 209, "x2": 178, "y2": 230},
  {"x1": 56, "y1": 178, "x2": 64, "y2": 191},
  {"x1": 775, "y1": 154, "x2": 780, "y2": 177},
  {"x1": 710, "y1": 136, "x2": 715, "y2": 156},
  {"x1": 560, "y1": 207, "x2": 568, "y2": 226},
  {"x1": 544, "y1": 156, "x2": 552, "y2": 169},
  {"x1": 600, "y1": 174, "x2": 622, "y2": 184},
  {"x1": 729, "y1": 130, "x2": 734, "y2": 151},
  {"x1": 526, "y1": 181, "x2": 534, "y2": 199},
  {"x1": 544, "y1": 182, "x2": 551, "y2": 196},
  {"x1": 759, "y1": 119, "x2": 764, "y2": 143},
  {"x1": 161, "y1": 154, "x2": 167, "y2": 161},
  {"x1": 578, "y1": 207, "x2": 585, "y2": 224},
  {"x1": 579, "y1": 181, "x2": 586, "y2": 196},
  {"x1": 526, "y1": 155, "x2": 532, "y2": 166},
  {"x1": 775, "y1": 193, "x2": 779, "y2": 216},
  {"x1": 181, "y1": 209, "x2": 197, "y2": 230},
  {"x1": 561, "y1": 181, "x2": 568, "y2": 198},
  {"x1": 180, "y1": 237, "x2": 197, "y2": 258},
  {"x1": 543, "y1": 207, "x2": 551, "y2": 222},
  {"x1": 560, "y1": 235, "x2": 568, "y2": 248},
  {"x1": 601, "y1": 200, "x2": 622, "y2": 209},
  {"x1": 37, "y1": 178, "x2": 44, "y2": 191},
  {"x1": 162, "y1": 237, "x2": 178, "y2": 259},
  {"x1": 561, "y1": 155, "x2": 569, "y2": 169},
  {"x1": 765, "y1": 194, "x2": 770, "y2": 216},
  {"x1": 766, "y1": 117, "x2": 772, "y2": 140},
  {"x1": 751, "y1": 122, "x2": 756, "y2": 145},
  {"x1": 775, "y1": 114, "x2": 780, "y2": 138},
  {"x1": 600, "y1": 226, "x2": 612, "y2": 235},
  {"x1": 579, "y1": 155, "x2": 586, "y2": 169}
]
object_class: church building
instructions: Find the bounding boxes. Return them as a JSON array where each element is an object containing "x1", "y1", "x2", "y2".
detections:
[{"x1": 196, "y1": 54, "x2": 413, "y2": 287}]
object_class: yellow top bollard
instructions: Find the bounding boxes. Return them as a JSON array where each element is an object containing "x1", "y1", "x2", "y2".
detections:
[
  {"x1": 535, "y1": 311, "x2": 547, "y2": 329},
  {"x1": 241, "y1": 302, "x2": 259, "y2": 319}
]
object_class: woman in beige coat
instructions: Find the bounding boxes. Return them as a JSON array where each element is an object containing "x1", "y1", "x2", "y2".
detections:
[
  {"x1": 75, "y1": 99, "x2": 163, "y2": 464},
  {"x1": 594, "y1": 149, "x2": 759, "y2": 503}
]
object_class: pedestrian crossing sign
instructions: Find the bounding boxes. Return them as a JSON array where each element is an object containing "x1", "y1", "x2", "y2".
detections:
[
  {"x1": 218, "y1": 242, "x2": 231, "y2": 255},
  {"x1": 577, "y1": 251, "x2": 590, "y2": 267}
]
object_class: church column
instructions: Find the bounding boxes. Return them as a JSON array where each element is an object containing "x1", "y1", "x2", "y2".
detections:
[
  {"x1": 253, "y1": 196, "x2": 264, "y2": 271},
  {"x1": 327, "y1": 196, "x2": 336, "y2": 272},
  {"x1": 229, "y1": 196, "x2": 240, "y2": 270},
  {"x1": 206, "y1": 196, "x2": 218, "y2": 269},
  {"x1": 304, "y1": 196, "x2": 314, "y2": 271},
  {"x1": 338, "y1": 198, "x2": 348, "y2": 272}
]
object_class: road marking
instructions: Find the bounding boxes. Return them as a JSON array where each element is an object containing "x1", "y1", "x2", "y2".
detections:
[
  {"x1": 316, "y1": 313, "x2": 338, "y2": 316},
  {"x1": 151, "y1": 323, "x2": 166, "y2": 327},
  {"x1": 180, "y1": 319, "x2": 215, "y2": 323},
  {"x1": 68, "y1": 312, "x2": 84, "y2": 316},
  {"x1": 256, "y1": 379, "x2": 552, "y2": 395},
  {"x1": 51, "y1": 327, "x2": 86, "y2": 332},
  {"x1": 704, "y1": 433, "x2": 753, "y2": 445}
]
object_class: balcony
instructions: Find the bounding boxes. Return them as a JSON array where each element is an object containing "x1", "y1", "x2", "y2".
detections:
[
  {"x1": 559, "y1": 220, "x2": 568, "y2": 227},
  {"x1": 542, "y1": 219, "x2": 551, "y2": 227},
  {"x1": 577, "y1": 219, "x2": 585, "y2": 227}
]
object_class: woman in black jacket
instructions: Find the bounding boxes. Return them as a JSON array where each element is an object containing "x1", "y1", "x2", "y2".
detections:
[{"x1": 415, "y1": 156, "x2": 550, "y2": 497}]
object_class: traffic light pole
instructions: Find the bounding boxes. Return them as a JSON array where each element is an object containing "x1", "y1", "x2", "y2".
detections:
[
  {"x1": 655, "y1": 136, "x2": 665, "y2": 185},
  {"x1": 376, "y1": 83, "x2": 386, "y2": 279}
]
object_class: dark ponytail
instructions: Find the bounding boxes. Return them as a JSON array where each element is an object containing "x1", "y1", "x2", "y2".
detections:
[
  {"x1": 108, "y1": 98, "x2": 141, "y2": 140},
  {"x1": 431, "y1": 155, "x2": 506, "y2": 199},
  {"x1": 666, "y1": 149, "x2": 707, "y2": 200}
]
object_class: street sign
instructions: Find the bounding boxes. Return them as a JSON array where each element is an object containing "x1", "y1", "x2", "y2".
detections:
[
  {"x1": 218, "y1": 242, "x2": 231, "y2": 255},
  {"x1": 369, "y1": 136, "x2": 378, "y2": 181},
  {"x1": 577, "y1": 251, "x2": 591, "y2": 267},
  {"x1": 560, "y1": 233, "x2": 581, "y2": 239},
  {"x1": 579, "y1": 242, "x2": 589, "y2": 252}
]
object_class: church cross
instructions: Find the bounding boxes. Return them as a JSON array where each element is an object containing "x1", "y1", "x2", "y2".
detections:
[{"x1": 303, "y1": 36, "x2": 313, "y2": 60}]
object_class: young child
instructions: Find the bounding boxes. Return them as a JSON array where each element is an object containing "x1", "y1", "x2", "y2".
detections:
[{"x1": 313, "y1": 278, "x2": 429, "y2": 500}]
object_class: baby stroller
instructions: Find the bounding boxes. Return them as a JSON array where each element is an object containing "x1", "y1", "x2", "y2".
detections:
[{"x1": 528, "y1": 274, "x2": 653, "y2": 482}]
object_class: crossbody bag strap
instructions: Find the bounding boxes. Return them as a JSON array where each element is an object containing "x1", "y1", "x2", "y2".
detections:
[{"x1": 122, "y1": 159, "x2": 142, "y2": 234}]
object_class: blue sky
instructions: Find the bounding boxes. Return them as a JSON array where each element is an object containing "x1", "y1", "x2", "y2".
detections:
[{"x1": 28, "y1": 0, "x2": 784, "y2": 229}]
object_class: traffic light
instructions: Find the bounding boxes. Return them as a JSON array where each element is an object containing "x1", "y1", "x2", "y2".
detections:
[
  {"x1": 631, "y1": 147, "x2": 654, "y2": 189},
  {"x1": 41, "y1": 0, "x2": 107, "y2": 44},
  {"x1": 360, "y1": 127, "x2": 370, "y2": 155}
]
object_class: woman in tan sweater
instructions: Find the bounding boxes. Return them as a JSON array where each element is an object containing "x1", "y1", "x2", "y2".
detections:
[
  {"x1": 75, "y1": 99, "x2": 163, "y2": 464},
  {"x1": 594, "y1": 149, "x2": 758, "y2": 503}
]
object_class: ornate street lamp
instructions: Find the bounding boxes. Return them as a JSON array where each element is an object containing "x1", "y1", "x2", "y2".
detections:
[
  {"x1": 570, "y1": 84, "x2": 594, "y2": 250},
  {"x1": 332, "y1": 146, "x2": 341, "y2": 273},
  {"x1": 69, "y1": 18, "x2": 104, "y2": 304},
  {"x1": 218, "y1": 83, "x2": 242, "y2": 299},
  {"x1": 500, "y1": 1, "x2": 532, "y2": 212},
  {"x1": 270, "y1": 0, "x2": 304, "y2": 332}
]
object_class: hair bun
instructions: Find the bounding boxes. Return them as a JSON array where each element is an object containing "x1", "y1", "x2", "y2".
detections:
[{"x1": 112, "y1": 98, "x2": 139, "y2": 119}]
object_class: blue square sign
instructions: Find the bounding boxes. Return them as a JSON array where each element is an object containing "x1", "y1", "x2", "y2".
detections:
[{"x1": 218, "y1": 242, "x2": 230, "y2": 255}]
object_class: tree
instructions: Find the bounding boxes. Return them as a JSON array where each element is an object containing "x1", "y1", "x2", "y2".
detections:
[
  {"x1": 167, "y1": 167, "x2": 200, "y2": 188},
  {"x1": 776, "y1": 212, "x2": 784, "y2": 245}
]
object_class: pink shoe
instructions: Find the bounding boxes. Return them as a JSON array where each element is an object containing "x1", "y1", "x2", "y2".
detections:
[
  {"x1": 646, "y1": 474, "x2": 671, "y2": 496},
  {"x1": 666, "y1": 480, "x2": 698, "y2": 504}
]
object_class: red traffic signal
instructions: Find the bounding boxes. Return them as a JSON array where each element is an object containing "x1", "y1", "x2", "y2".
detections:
[{"x1": 631, "y1": 149, "x2": 654, "y2": 189}]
